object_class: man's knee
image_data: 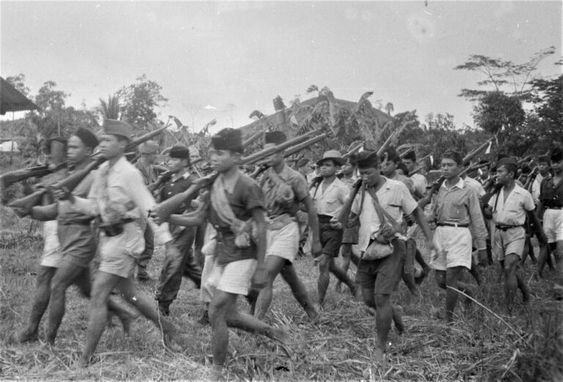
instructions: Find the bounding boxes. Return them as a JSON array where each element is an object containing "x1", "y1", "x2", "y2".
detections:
[
  {"x1": 374, "y1": 293, "x2": 390, "y2": 309},
  {"x1": 209, "y1": 293, "x2": 232, "y2": 321},
  {"x1": 504, "y1": 254, "x2": 519, "y2": 272},
  {"x1": 361, "y1": 287, "x2": 375, "y2": 308}
]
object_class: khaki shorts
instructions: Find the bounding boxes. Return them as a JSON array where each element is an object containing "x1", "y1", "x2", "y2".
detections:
[
  {"x1": 431, "y1": 226, "x2": 472, "y2": 271},
  {"x1": 98, "y1": 222, "x2": 145, "y2": 279},
  {"x1": 207, "y1": 258, "x2": 257, "y2": 296},
  {"x1": 266, "y1": 221, "x2": 299, "y2": 263},
  {"x1": 40, "y1": 221, "x2": 62, "y2": 268},
  {"x1": 543, "y1": 209, "x2": 563, "y2": 243},
  {"x1": 493, "y1": 226, "x2": 526, "y2": 261}
]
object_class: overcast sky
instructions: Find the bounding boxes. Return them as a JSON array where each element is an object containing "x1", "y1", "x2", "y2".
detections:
[{"x1": 1, "y1": 1, "x2": 561, "y2": 133}]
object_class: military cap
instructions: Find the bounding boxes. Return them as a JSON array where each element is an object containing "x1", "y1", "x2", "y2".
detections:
[
  {"x1": 211, "y1": 128, "x2": 243, "y2": 153},
  {"x1": 551, "y1": 147, "x2": 562, "y2": 163},
  {"x1": 351, "y1": 151, "x2": 380, "y2": 168},
  {"x1": 74, "y1": 127, "x2": 99, "y2": 149},
  {"x1": 103, "y1": 119, "x2": 132, "y2": 140},
  {"x1": 264, "y1": 131, "x2": 287, "y2": 145},
  {"x1": 169, "y1": 145, "x2": 190, "y2": 159}
]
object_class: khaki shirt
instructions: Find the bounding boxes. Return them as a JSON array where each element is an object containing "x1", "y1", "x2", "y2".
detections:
[
  {"x1": 432, "y1": 178, "x2": 488, "y2": 249},
  {"x1": 488, "y1": 185, "x2": 534, "y2": 226},
  {"x1": 351, "y1": 178, "x2": 418, "y2": 253},
  {"x1": 310, "y1": 177, "x2": 349, "y2": 218},
  {"x1": 73, "y1": 156, "x2": 172, "y2": 245}
]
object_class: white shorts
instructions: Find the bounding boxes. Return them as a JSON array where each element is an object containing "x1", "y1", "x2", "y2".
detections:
[
  {"x1": 98, "y1": 222, "x2": 145, "y2": 279},
  {"x1": 543, "y1": 209, "x2": 563, "y2": 243},
  {"x1": 431, "y1": 226, "x2": 473, "y2": 271},
  {"x1": 40, "y1": 220, "x2": 62, "y2": 268},
  {"x1": 207, "y1": 258, "x2": 257, "y2": 296},
  {"x1": 266, "y1": 221, "x2": 300, "y2": 263},
  {"x1": 492, "y1": 226, "x2": 526, "y2": 261}
]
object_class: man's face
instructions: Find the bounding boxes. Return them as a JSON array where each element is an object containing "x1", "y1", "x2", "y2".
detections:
[
  {"x1": 341, "y1": 162, "x2": 354, "y2": 176},
  {"x1": 99, "y1": 134, "x2": 125, "y2": 159},
  {"x1": 358, "y1": 165, "x2": 381, "y2": 186},
  {"x1": 495, "y1": 165, "x2": 513, "y2": 186},
  {"x1": 441, "y1": 158, "x2": 460, "y2": 179},
  {"x1": 168, "y1": 157, "x2": 187, "y2": 173},
  {"x1": 403, "y1": 159, "x2": 416, "y2": 172},
  {"x1": 380, "y1": 158, "x2": 397, "y2": 177},
  {"x1": 264, "y1": 143, "x2": 284, "y2": 167},
  {"x1": 552, "y1": 159, "x2": 563, "y2": 175},
  {"x1": 210, "y1": 149, "x2": 238, "y2": 173},
  {"x1": 319, "y1": 160, "x2": 338, "y2": 178},
  {"x1": 67, "y1": 136, "x2": 91, "y2": 165},
  {"x1": 141, "y1": 152, "x2": 156, "y2": 165},
  {"x1": 538, "y1": 161, "x2": 550, "y2": 175}
]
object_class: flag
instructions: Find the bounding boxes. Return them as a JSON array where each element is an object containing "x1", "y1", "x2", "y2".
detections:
[{"x1": 289, "y1": 114, "x2": 299, "y2": 126}]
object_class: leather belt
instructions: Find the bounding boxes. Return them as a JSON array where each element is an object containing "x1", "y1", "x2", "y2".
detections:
[
  {"x1": 437, "y1": 222, "x2": 469, "y2": 228},
  {"x1": 495, "y1": 224, "x2": 523, "y2": 231}
]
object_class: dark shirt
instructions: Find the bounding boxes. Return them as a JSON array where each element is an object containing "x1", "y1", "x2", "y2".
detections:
[
  {"x1": 208, "y1": 172, "x2": 264, "y2": 265},
  {"x1": 260, "y1": 164, "x2": 309, "y2": 218},
  {"x1": 159, "y1": 171, "x2": 196, "y2": 214},
  {"x1": 540, "y1": 176, "x2": 563, "y2": 208}
]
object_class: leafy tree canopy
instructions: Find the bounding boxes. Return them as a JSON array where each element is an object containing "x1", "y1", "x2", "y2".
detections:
[
  {"x1": 473, "y1": 92, "x2": 525, "y2": 135},
  {"x1": 117, "y1": 74, "x2": 168, "y2": 128},
  {"x1": 5, "y1": 73, "x2": 31, "y2": 97}
]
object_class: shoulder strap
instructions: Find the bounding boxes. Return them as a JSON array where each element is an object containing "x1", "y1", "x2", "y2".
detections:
[{"x1": 365, "y1": 186, "x2": 401, "y2": 231}]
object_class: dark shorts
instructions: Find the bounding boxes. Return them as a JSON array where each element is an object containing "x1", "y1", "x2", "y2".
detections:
[
  {"x1": 356, "y1": 238, "x2": 405, "y2": 295},
  {"x1": 318, "y1": 215, "x2": 343, "y2": 257},
  {"x1": 57, "y1": 222, "x2": 96, "y2": 268}
]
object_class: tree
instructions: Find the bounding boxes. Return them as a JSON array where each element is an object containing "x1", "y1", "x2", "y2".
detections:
[
  {"x1": 473, "y1": 92, "x2": 525, "y2": 135},
  {"x1": 528, "y1": 74, "x2": 562, "y2": 128},
  {"x1": 117, "y1": 74, "x2": 168, "y2": 128},
  {"x1": 99, "y1": 95, "x2": 121, "y2": 120},
  {"x1": 5, "y1": 73, "x2": 30, "y2": 97},
  {"x1": 35, "y1": 81, "x2": 69, "y2": 113},
  {"x1": 454, "y1": 46, "x2": 556, "y2": 100},
  {"x1": 384, "y1": 102, "x2": 394, "y2": 116}
]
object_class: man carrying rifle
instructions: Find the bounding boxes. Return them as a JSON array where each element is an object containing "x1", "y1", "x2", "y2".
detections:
[
  {"x1": 538, "y1": 147, "x2": 563, "y2": 297},
  {"x1": 53, "y1": 120, "x2": 184, "y2": 366},
  {"x1": 157, "y1": 128, "x2": 286, "y2": 378},
  {"x1": 348, "y1": 151, "x2": 434, "y2": 360},
  {"x1": 483, "y1": 158, "x2": 546, "y2": 312},
  {"x1": 310, "y1": 150, "x2": 358, "y2": 306},
  {"x1": 155, "y1": 145, "x2": 202, "y2": 316},
  {"x1": 254, "y1": 131, "x2": 319, "y2": 320},
  {"x1": 430, "y1": 150, "x2": 488, "y2": 322},
  {"x1": 135, "y1": 140, "x2": 159, "y2": 281}
]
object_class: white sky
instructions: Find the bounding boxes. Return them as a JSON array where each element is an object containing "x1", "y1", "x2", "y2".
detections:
[{"x1": 1, "y1": 1, "x2": 561, "y2": 133}]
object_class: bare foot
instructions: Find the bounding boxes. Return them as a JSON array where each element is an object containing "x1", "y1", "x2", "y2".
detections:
[{"x1": 16, "y1": 329, "x2": 38, "y2": 343}]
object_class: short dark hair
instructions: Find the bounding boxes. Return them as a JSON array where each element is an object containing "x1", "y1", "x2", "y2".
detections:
[
  {"x1": 352, "y1": 151, "x2": 380, "y2": 169},
  {"x1": 441, "y1": 150, "x2": 463, "y2": 165},
  {"x1": 380, "y1": 148, "x2": 400, "y2": 164},
  {"x1": 538, "y1": 155, "x2": 550, "y2": 164},
  {"x1": 497, "y1": 158, "x2": 518, "y2": 177},
  {"x1": 397, "y1": 162, "x2": 409, "y2": 176},
  {"x1": 402, "y1": 150, "x2": 416, "y2": 162}
]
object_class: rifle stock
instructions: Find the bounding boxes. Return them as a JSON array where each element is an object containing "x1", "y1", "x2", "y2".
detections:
[
  {"x1": 7, "y1": 125, "x2": 169, "y2": 217},
  {"x1": 337, "y1": 179, "x2": 363, "y2": 225}
]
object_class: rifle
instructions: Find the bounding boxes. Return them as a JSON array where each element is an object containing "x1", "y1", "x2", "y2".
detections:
[
  {"x1": 154, "y1": 127, "x2": 329, "y2": 221},
  {"x1": 462, "y1": 137, "x2": 494, "y2": 165},
  {"x1": 8, "y1": 125, "x2": 168, "y2": 217},
  {"x1": 251, "y1": 132, "x2": 330, "y2": 179},
  {"x1": 0, "y1": 162, "x2": 67, "y2": 192},
  {"x1": 242, "y1": 131, "x2": 264, "y2": 148},
  {"x1": 337, "y1": 178, "x2": 364, "y2": 225}
]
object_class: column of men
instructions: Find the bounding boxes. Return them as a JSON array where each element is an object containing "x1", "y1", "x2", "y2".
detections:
[{"x1": 11, "y1": 120, "x2": 563, "y2": 375}]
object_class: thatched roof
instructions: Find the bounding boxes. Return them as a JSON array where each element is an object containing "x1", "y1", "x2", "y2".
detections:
[
  {"x1": 0, "y1": 77, "x2": 38, "y2": 115},
  {"x1": 239, "y1": 94, "x2": 395, "y2": 158}
]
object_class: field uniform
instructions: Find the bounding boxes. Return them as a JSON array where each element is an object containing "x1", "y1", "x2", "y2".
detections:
[
  {"x1": 431, "y1": 178, "x2": 487, "y2": 270},
  {"x1": 488, "y1": 184, "x2": 535, "y2": 260},
  {"x1": 156, "y1": 163, "x2": 202, "y2": 313},
  {"x1": 73, "y1": 156, "x2": 172, "y2": 278},
  {"x1": 352, "y1": 178, "x2": 416, "y2": 294}
]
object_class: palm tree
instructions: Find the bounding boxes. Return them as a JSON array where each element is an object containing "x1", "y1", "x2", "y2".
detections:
[{"x1": 99, "y1": 95, "x2": 120, "y2": 120}]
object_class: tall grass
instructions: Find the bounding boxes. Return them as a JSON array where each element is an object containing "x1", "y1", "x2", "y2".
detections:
[{"x1": 0, "y1": 216, "x2": 561, "y2": 380}]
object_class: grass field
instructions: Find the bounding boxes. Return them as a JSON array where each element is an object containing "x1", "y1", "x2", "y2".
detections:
[{"x1": 1, "y1": 205, "x2": 562, "y2": 381}]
